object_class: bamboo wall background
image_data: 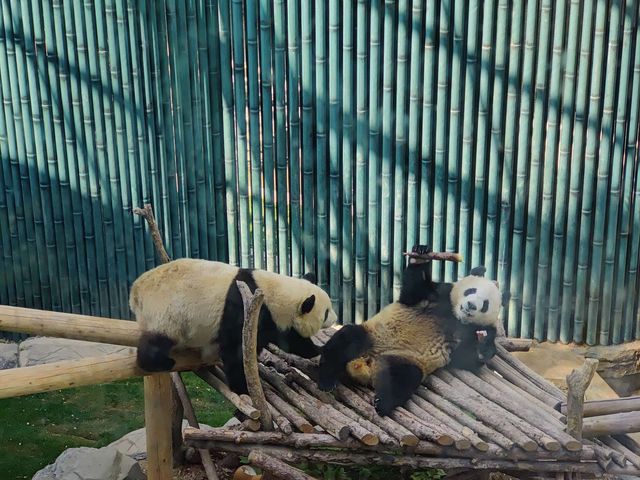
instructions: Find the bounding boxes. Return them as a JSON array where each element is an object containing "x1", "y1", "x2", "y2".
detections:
[{"x1": 0, "y1": 0, "x2": 639, "y2": 345}]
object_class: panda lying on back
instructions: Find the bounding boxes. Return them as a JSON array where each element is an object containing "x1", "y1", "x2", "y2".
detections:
[
  {"x1": 318, "y1": 245, "x2": 500, "y2": 416},
  {"x1": 130, "y1": 258, "x2": 337, "y2": 394}
]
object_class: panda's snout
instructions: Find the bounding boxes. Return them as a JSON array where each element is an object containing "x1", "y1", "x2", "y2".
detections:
[{"x1": 467, "y1": 301, "x2": 477, "y2": 311}]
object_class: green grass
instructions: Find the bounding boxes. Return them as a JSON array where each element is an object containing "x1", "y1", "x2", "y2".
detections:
[{"x1": 0, "y1": 372, "x2": 235, "y2": 479}]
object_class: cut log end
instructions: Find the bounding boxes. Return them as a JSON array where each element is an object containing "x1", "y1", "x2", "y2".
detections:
[
  {"x1": 521, "y1": 440, "x2": 539, "y2": 452},
  {"x1": 453, "y1": 439, "x2": 472, "y2": 450},
  {"x1": 361, "y1": 433, "x2": 380, "y2": 446},
  {"x1": 565, "y1": 440, "x2": 584, "y2": 452},
  {"x1": 247, "y1": 409, "x2": 261, "y2": 421},
  {"x1": 473, "y1": 441, "x2": 490, "y2": 452},
  {"x1": 435, "y1": 434, "x2": 455, "y2": 447},
  {"x1": 337, "y1": 425, "x2": 351, "y2": 441},
  {"x1": 543, "y1": 440, "x2": 562, "y2": 452},
  {"x1": 400, "y1": 434, "x2": 420, "y2": 447}
]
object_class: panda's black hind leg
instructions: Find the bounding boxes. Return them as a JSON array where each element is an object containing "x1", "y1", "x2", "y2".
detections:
[
  {"x1": 318, "y1": 324, "x2": 372, "y2": 391},
  {"x1": 372, "y1": 355, "x2": 423, "y2": 417}
]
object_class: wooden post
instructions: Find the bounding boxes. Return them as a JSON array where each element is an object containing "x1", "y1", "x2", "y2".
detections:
[
  {"x1": 565, "y1": 358, "x2": 599, "y2": 440},
  {"x1": 237, "y1": 280, "x2": 273, "y2": 431},
  {"x1": 144, "y1": 373, "x2": 173, "y2": 480},
  {"x1": 248, "y1": 451, "x2": 317, "y2": 480}
]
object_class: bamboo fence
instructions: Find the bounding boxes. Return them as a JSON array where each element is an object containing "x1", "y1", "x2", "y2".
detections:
[{"x1": 0, "y1": 1, "x2": 639, "y2": 346}]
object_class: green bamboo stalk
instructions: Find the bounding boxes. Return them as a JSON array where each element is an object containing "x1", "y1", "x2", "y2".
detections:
[
  {"x1": 393, "y1": 0, "x2": 409, "y2": 297},
  {"x1": 315, "y1": 0, "x2": 328, "y2": 289},
  {"x1": 153, "y1": 0, "x2": 183, "y2": 260},
  {"x1": 575, "y1": 0, "x2": 607, "y2": 345},
  {"x1": 301, "y1": 0, "x2": 315, "y2": 275},
  {"x1": 186, "y1": 0, "x2": 209, "y2": 260},
  {"x1": 523, "y1": 0, "x2": 551, "y2": 340},
  {"x1": 229, "y1": 0, "x2": 251, "y2": 267},
  {"x1": 205, "y1": 0, "x2": 228, "y2": 260},
  {"x1": 139, "y1": 0, "x2": 171, "y2": 263},
  {"x1": 17, "y1": 0, "x2": 59, "y2": 311},
  {"x1": 0, "y1": 147, "x2": 13, "y2": 307},
  {"x1": 43, "y1": 0, "x2": 83, "y2": 313},
  {"x1": 246, "y1": 0, "x2": 263, "y2": 269},
  {"x1": 355, "y1": 0, "x2": 369, "y2": 324},
  {"x1": 367, "y1": 0, "x2": 382, "y2": 318},
  {"x1": 274, "y1": 0, "x2": 289, "y2": 274},
  {"x1": 288, "y1": 0, "x2": 302, "y2": 278},
  {"x1": 328, "y1": 0, "x2": 341, "y2": 306},
  {"x1": 195, "y1": 0, "x2": 218, "y2": 260},
  {"x1": 342, "y1": 0, "x2": 354, "y2": 321},
  {"x1": 484, "y1": 0, "x2": 507, "y2": 281},
  {"x1": 114, "y1": 0, "x2": 148, "y2": 276},
  {"x1": 380, "y1": 0, "x2": 396, "y2": 305},
  {"x1": 589, "y1": 0, "x2": 622, "y2": 345},
  {"x1": 498, "y1": 0, "x2": 524, "y2": 336},
  {"x1": 217, "y1": 0, "x2": 239, "y2": 266},
  {"x1": 1, "y1": 0, "x2": 40, "y2": 309},
  {"x1": 29, "y1": 0, "x2": 71, "y2": 312},
  {"x1": 610, "y1": 0, "x2": 638, "y2": 344},
  {"x1": 405, "y1": 0, "x2": 423, "y2": 258},
  {"x1": 562, "y1": 0, "x2": 595, "y2": 342},
  {"x1": 508, "y1": 0, "x2": 538, "y2": 338},
  {"x1": 433, "y1": 0, "x2": 451, "y2": 282},
  {"x1": 459, "y1": 0, "x2": 479, "y2": 278},
  {"x1": 623, "y1": 1, "x2": 640, "y2": 341},
  {"x1": 258, "y1": 0, "x2": 276, "y2": 271},
  {"x1": 64, "y1": 0, "x2": 103, "y2": 315},
  {"x1": 547, "y1": 0, "x2": 576, "y2": 343},
  {"x1": 444, "y1": 0, "x2": 464, "y2": 282},
  {"x1": 418, "y1": 0, "x2": 437, "y2": 249}
]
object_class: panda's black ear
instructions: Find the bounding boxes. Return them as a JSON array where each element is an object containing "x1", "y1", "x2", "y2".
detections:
[
  {"x1": 300, "y1": 295, "x2": 316, "y2": 314},
  {"x1": 303, "y1": 272, "x2": 317, "y2": 284},
  {"x1": 470, "y1": 266, "x2": 486, "y2": 277}
]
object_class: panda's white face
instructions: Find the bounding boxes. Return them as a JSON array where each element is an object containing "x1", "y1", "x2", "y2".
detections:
[{"x1": 450, "y1": 275, "x2": 501, "y2": 327}]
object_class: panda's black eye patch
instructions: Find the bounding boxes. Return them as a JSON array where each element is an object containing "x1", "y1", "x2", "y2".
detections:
[
  {"x1": 324, "y1": 309, "x2": 329, "y2": 321},
  {"x1": 464, "y1": 288, "x2": 477, "y2": 296},
  {"x1": 481, "y1": 300, "x2": 490, "y2": 313}
]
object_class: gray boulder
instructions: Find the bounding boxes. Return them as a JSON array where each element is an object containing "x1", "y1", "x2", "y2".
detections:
[
  {"x1": 0, "y1": 341, "x2": 18, "y2": 369},
  {"x1": 20, "y1": 337, "x2": 133, "y2": 367},
  {"x1": 32, "y1": 446, "x2": 145, "y2": 480}
]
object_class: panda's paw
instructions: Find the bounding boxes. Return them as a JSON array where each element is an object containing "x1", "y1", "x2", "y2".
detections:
[
  {"x1": 317, "y1": 376, "x2": 337, "y2": 392},
  {"x1": 373, "y1": 396, "x2": 393, "y2": 417},
  {"x1": 411, "y1": 244, "x2": 432, "y2": 256}
]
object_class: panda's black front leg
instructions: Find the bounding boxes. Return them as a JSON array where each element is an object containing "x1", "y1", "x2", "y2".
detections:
[
  {"x1": 477, "y1": 326, "x2": 497, "y2": 363},
  {"x1": 372, "y1": 355, "x2": 423, "y2": 417},
  {"x1": 280, "y1": 329, "x2": 320, "y2": 359},
  {"x1": 317, "y1": 324, "x2": 372, "y2": 391},
  {"x1": 399, "y1": 245, "x2": 439, "y2": 306},
  {"x1": 220, "y1": 346, "x2": 249, "y2": 395}
]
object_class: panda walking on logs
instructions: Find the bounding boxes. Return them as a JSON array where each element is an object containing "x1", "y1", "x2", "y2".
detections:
[
  {"x1": 130, "y1": 258, "x2": 337, "y2": 394},
  {"x1": 317, "y1": 245, "x2": 501, "y2": 416}
]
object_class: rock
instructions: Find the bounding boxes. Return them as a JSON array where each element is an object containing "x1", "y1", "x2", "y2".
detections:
[
  {"x1": 19, "y1": 337, "x2": 134, "y2": 367},
  {"x1": 585, "y1": 341, "x2": 640, "y2": 378},
  {"x1": 0, "y1": 341, "x2": 18, "y2": 369},
  {"x1": 32, "y1": 446, "x2": 145, "y2": 480},
  {"x1": 108, "y1": 420, "x2": 215, "y2": 461}
]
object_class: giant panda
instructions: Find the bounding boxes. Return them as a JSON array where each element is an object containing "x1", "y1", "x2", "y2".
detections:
[
  {"x1": 130, "y1": 258, "x2": 337, "y2": 394},
  {"x1": 317, "y1": 245, "x2": 499, "y2": 416}
]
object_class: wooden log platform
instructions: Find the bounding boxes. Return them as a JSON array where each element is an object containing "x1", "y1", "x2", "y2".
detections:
[{"x1": 184, "y1": 328, "x2": 640, "y2": 478}]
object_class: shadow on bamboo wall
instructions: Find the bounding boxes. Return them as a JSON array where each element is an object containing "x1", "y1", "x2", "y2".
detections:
[{"x1": 0, "y1": 0, "x2": 639, "y2": 347}]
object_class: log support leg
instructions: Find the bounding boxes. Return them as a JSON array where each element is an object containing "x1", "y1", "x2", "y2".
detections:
[{"x1": 144, "y1": 373, "x2": 174, "y2": 480}]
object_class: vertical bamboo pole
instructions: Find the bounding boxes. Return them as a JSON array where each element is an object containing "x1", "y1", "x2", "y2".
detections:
[
  {"x1": 288, "y1": 0, "x2": 302, "y2": 278},
  {"x1": 624, "y1": 1, "x2": 640, "y2": 341},
  {"x1": 342, "y1": 0, "x2": 354, "y2": 321},
  {"x1": 229, "y1": 0, "x2": 251, "y2": 267},
  {"x1": 218, "y1": 0, "x2": 239, "y2": 266},
  {"x1": 315, "y1": 0, "x2": 329, "y2": 289},
  {"x1": 144, "y1": 374, "x2": 173, "y2": 479},
  {"x1": 607, "y1": 0, "x2": 636, "y2": 344},
  {"x1": 445, "y1": 0, "x2": 464, "y2": 282},
  {"x1": 379, "y1": 0, "x2": 396, "y2": 306},
  {"x1": 328, "y1": 0, "x2": 342, "y2": 309},
  {"x1": 561, "y1": 0, "x2": 595, "y2": 342},
  {"x1": 419, "y1": 0, "x2": 437, "y2": 250},
  {"x1": 498, "y1": 0, "x2": 524, "y2": 335},
  {"x1": 246, "y1": 0, "x2": 263, "y2": 269},
  {"x1": 258, "y1": 0, "x2": 276, "y2": 271},
  {"x1": 459, "y1": 0, "x2": 479, "y2": 279},
  {"x1": 589, "y1": 0, "x2": 622, "y2": 346},
  {"x1": 523, "y1": 0, "x2": 551, "y2": 340},
  {"x1": 575, "y1": 0, "x2": 607, "y2": 345},
  {"x1": 485, "y1": 0, "x2": 508, "y2": 281},
  {"x1": 354, "y1": 0, "x2": 369, "y2": 324},
  {"x1": 367, "y1": 0, "x2": 382, "y2": 318},
  {"x1": 545, "y1": 0, "x2": 572, "y2": 342},
  {"x1": 391, "y1": 0, "x2": 409, "y2": 300},
  {"x1": 508, "y1": 0, "x2": 538, "y2": 338},
  {"x1": 433, "y1": 0, "x2": 451, "y2": 282},
  {"x1": 274, "y1": 0, "x2": 289, "y2": 275},
  {"x1": 301, "y1": 0, "x2": 315, "y2": 275}
]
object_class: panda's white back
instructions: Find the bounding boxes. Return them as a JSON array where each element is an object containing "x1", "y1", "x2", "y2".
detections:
[{"x1": 130, "y1": 258, "x2": 238, "y2": 347}]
